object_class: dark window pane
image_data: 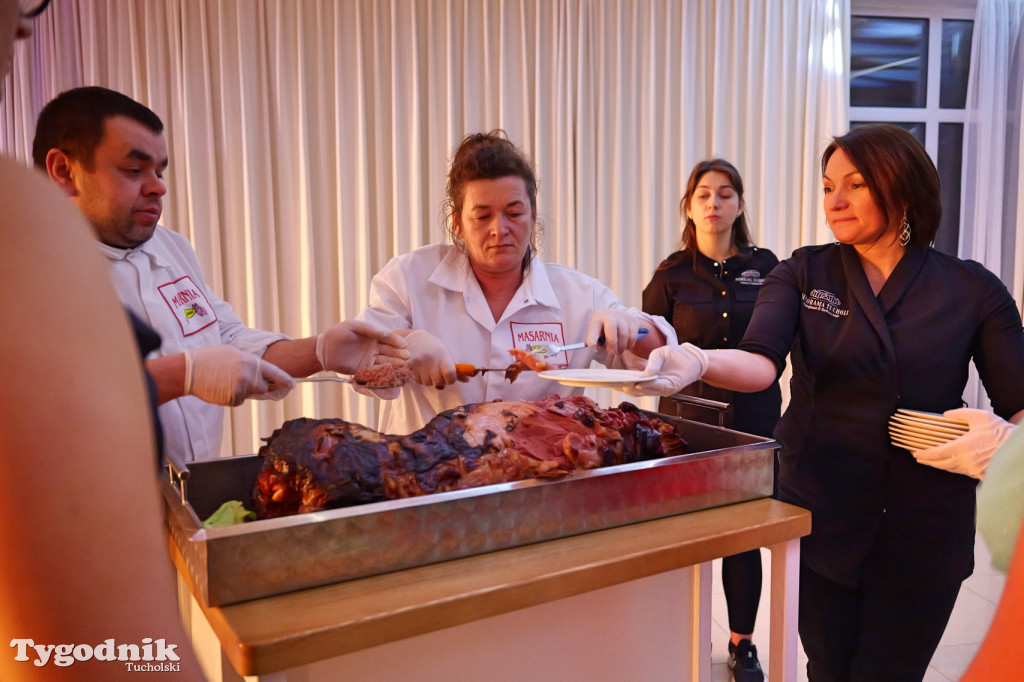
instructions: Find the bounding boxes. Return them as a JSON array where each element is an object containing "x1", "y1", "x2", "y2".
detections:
[
  {"x1": 851, "y1": 16, "x2": 929, "y2": 108},
  {"x1": 940, "y1": 20, "x2": 973, "y2": 109},
  {"x1": 935, "y1": 123, "x2": 964, "y2": 255},
  {"x1": 851, "y1": 120, "x2": 926, "y2": 147}
]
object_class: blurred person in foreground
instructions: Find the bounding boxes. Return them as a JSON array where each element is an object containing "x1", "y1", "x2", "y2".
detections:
[
  {"x1": 643, "y1": 158, "x2": 780, "y2": 682},
  {"x1": 625, "y1": 124, "x2": 1024, "y2": 680},
  {"x1": 33, "y1": 86, "x2": 408, "y2": 461},
  {"x1": 962, "y1": 425, "x2": 1024, "y2": 681},
  {"x1": 0, "y1": 0, "x2": 204, "y2": 678},
  {"x1": 356, "y1": 130, "x2": 674, "y2": 435}
]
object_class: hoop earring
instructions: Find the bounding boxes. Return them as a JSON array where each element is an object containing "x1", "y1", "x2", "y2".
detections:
[{"x1": 898, "y1": 210, "x2": 911, "y2": 247}]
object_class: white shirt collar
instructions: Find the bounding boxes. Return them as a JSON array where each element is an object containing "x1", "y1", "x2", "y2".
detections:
[
  {"x1": 427, "y1": 247, "x2": 562, "y2": 311},
  {"x1": 95, "y1": 226, "x2": 173, "y2": 268}
]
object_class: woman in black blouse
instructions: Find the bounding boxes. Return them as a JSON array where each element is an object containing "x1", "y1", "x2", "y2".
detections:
[
  {"x1": 630, "y1": 126, "x2": 1024, "y2": 681},
  {"x1": 643, "y1": 159, "x2": 779, "y2": 682}
]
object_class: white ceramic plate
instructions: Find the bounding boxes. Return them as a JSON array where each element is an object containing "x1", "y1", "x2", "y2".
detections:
[
  {"x1": 895, "y1": 409, "x2": 969, "y2": 430},
  {"x1": 888, "y1": 425, "x2": 949, "y2": 446},
  {"x1": 890, "y1": 433, "x2": 937, "y2": 452},
  {"x1": 890, "y1": 414, "x2": 967, "y2": 437},
  {"x1": 537, "y1": 369, "x2": 656, "y2": 388}
]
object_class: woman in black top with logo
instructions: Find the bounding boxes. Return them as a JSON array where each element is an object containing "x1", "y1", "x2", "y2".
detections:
[
  {"x1": 643, "y1": 159, "x2": 780, "y2": 682},
  {"x1": 630, "y1": 126, "x2": 1024, "y2": 681}
]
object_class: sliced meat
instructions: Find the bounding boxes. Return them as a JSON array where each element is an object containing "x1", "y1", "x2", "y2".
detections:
[
  {"x1": 506, "y1": 348, "x2": 551, "y2": 376},
  {"x1": 352, "y1": 364, "x2": 415, "y2": 387}
]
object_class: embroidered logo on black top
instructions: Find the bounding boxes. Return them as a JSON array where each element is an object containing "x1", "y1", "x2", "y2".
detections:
[
  {"x1": 735, "y1": 269, "x2": 766, "y2": 286},
  {"x1": 802, "y1": 289, "x2": 849, "y2": 318}
]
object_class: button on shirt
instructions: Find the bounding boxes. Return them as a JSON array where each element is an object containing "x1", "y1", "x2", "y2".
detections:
[
  {"x1": 99, "y1": 226, "x2": 287, "y2": 461},
  {"x1": 357, "y1": 244, "x2": 676, "y2": 435}
]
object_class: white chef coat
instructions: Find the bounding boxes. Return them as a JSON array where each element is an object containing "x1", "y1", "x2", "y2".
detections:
[
  {"x1": 357, "y1": 244, "x2": 676, "y2": 435},
  {"x1": 99, "y1": 226, "x2": 287, "y2": 461}
]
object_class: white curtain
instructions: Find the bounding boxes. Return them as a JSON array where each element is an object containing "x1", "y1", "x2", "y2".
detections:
[
  {"x1": 1, "y1": 0, "x2": 847, "y2": 457},
  {"x1": 960, "y1": 0, "x2": 1024, "y2": 409}
]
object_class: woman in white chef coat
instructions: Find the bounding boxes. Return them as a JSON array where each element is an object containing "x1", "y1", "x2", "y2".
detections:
[
  {"x1": 0, "y1": 0, "x2": 203, "y2": 679},
  {"x1": 626, "y1": 124, "x2": 1024, "y2": 680},
  {"x1": 357, "y1": 130, "x2": 674, "y2": 435}
]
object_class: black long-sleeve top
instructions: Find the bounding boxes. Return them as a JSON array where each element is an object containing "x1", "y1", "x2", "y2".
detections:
[{"x1": 739, "y1": 243, "x2": 1024, "y2": 588}]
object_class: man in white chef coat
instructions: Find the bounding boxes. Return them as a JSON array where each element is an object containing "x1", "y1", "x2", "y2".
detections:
[{"x1": 32, "y1": 86, "x2": 408, "y2": 461}]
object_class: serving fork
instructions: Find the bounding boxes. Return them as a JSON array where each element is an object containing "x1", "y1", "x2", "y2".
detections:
[{"x1": 528, "y1": 327, "x2": 649, "y2": 355}]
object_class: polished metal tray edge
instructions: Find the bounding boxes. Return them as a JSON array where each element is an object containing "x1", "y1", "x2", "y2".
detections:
[{"x1": 164, "y1": 415, "x2": 777, "y2": 606}]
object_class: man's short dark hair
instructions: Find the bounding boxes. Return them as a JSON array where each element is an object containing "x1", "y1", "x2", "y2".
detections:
[{"x1": 32, "y1": 86, "x2": 164, "y2": 170}]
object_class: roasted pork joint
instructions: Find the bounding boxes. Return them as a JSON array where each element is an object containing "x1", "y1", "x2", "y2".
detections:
[{"x1": 253, "y1": 395, "x2": 684, "y2": 519}]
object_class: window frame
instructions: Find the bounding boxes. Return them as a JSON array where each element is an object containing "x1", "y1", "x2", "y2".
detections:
[{"x1": 849, "y1": 2, "x2": 975, "y2": 161}]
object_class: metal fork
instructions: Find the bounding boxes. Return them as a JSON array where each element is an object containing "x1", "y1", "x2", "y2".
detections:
[
  {"x1": 292, "y1": 376, "x2": 357, "y2": 384},
  {"x1": 280, "y1": 375, "x2": 396, "y2": 390}
]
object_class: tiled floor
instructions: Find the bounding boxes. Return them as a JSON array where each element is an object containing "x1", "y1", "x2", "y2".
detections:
[{"x1": 708, "y1": 534, "x2": 1006, "y2": 681}]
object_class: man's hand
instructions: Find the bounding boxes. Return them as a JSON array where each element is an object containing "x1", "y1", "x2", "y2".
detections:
[
  {"x1": 316, "y1": 320, "x2": 410, "y2": 374},
  {"x1": 622, "y1": 343, "x2": 709, "y2": 397},
  {"x1": 184, "y1": 345, "x2": 294, "y2": 406},
  {"x1": 912, "y1": 408, "x2": 1016, "y2": 479}
]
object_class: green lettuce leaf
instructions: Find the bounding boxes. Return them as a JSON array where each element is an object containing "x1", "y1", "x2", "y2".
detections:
[{"x1": 202, "y1": 500, "x2": 257, "y2": 528}]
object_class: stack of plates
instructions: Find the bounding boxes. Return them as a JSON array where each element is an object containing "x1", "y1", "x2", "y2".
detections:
[{"x1": 889, "y1": 409, "x2": 969, "y2": 453}]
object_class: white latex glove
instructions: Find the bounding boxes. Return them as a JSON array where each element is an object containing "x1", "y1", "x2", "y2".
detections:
[
  {"x1": 621, "y1": 343, "x2": 709, "y2": 397},
  {"x1": 316, "y1": 320, "x2": 410, "y2": 374},
  {"x1": 912, "y1": 407, "x2": 1016, "y2": 479},
  {"x1": 403, "y1": 329, "x2": 457, "y2": 389},
  {"x1": 585, "y1": 309, "x2": 643, "y2": 355},
  {"x1": 183, "y1": 346, "x2": 294, "y2": 406}
]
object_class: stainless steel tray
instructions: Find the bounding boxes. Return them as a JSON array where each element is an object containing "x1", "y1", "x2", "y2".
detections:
[{"x1": 162, "y1": 413, "x2": 776, "y2": 606}]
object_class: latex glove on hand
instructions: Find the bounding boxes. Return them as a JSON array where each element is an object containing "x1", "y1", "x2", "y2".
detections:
[
  {"x1": 912, "y1": 407, "x2": 1016, "y2": 479},
  {"x1": 621, "y1": 343, "x2": 709, "y2": 397},
  {"x1": 403, "y1": 329, "x2": 457, "y2": 389},
  {"x1": 586, "y1": 309, "x2": 643, "y2": 354},
  {"x1": 184, "y1": 345, "x2": 294, "y2": 406},
  {"x1": 316, "y1": 320, "x2": 410, "y2": 375}
]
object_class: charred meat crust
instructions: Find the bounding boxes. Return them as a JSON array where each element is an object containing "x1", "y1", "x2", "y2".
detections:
[{"x1": 254, "y1": 395, "x2": 684, "y2": 519}]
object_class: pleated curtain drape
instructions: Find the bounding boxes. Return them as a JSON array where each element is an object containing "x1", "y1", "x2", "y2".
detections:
[
  {"x1": 960, "y1": 0, "x2": 1024, "y2": 410},
  {"x1": 1, "y1": 0, "x2": 847, "y2": 457}
]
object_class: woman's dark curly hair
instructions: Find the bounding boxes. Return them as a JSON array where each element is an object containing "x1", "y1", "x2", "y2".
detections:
[{"x1": 443, "y1": 130, "x2": 543, "y2": 270}]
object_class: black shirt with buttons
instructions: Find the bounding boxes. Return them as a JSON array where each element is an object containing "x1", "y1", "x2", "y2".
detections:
[{"x1": 643, "y1": 244, "x2": 781, "y2": 437}]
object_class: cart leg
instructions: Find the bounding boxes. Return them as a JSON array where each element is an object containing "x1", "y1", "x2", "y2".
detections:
[
  {"x1": 689, "y1": 560, "x2": 713, "y2": 681},
  {"x1": 769, "y1": 538, "x2": 801, "y2": 682}
]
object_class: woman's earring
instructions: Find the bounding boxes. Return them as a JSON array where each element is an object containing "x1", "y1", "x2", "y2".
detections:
[{"x1": 898, "y1": 210, "x2": 911, "y2": 247}]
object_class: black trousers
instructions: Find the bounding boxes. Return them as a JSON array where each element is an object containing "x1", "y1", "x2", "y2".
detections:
[
  {"x1": 722, "y1": 548, "x2": 762, "y2": 634},
  {"x1": 799, "y1": 561, "x2": 962, "y2": 682}
]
